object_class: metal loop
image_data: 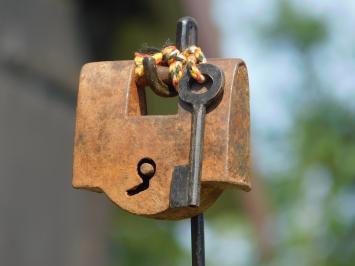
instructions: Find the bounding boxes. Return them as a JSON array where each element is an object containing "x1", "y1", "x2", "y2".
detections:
[
  {"x1": 141, "y1": 16, "x2": 199, "y2": 97},
  {"x1": 142, "y1": 57, "x2": 177, "y2": 97}
]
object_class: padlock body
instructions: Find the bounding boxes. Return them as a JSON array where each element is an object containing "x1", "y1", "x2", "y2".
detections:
[{"x1": 73, "y1": 59, "x2": 250, "y2": 220}]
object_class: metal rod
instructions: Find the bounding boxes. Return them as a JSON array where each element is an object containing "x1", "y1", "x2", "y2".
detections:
[
  {"x1": 176, "y1": 16, "x2": 198, "y2": 51},
  {"x1": 188, "y1": 104, "x2": 206, "y2": 207},
  {"x1": 191, "y1": 214, "x2": 205, "y2": 266},
  {"x1": 176, "y1": 16, "x2": 206, "y2": 266}
]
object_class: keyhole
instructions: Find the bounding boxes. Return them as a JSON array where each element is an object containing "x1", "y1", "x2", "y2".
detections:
[
  {"x1": 127, "y1": 158, "x2": 156, "y2": 196},
  {"x1": 189, "y1": 74, "x2": 212, "y2": 94}
]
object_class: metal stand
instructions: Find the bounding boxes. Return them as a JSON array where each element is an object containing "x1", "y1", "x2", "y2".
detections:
[
  {"x1": 177, "y1": 17, "x2": 206, "y2": 266},
  {"x1": 191, "y1": 214, "x2": 205, "y2": 266},
  {"x1": 147, "y1": 16, "x2": 207, "y2": 266}
]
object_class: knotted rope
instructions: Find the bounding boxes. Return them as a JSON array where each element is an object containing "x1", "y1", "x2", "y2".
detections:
[{"x1": 134, "y1": 45, "x2": 207, "y2": 89}]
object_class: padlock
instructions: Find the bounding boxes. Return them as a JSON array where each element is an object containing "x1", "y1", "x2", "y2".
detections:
[{"x1": 72, "y1": 58, "x2": 250, "y2": 220}]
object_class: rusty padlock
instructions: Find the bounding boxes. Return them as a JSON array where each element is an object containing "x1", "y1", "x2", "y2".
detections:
[
  {"x1": 72, "y1": 16, "x2": 250, "y2": 220},
  {"x1": 72, "y1": 57, "x2": 250, "y2": 220}
]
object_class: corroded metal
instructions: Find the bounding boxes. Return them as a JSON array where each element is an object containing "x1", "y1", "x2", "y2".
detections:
[{"x1": 72, "y1": 58, "x2": 250, "y2": 220}]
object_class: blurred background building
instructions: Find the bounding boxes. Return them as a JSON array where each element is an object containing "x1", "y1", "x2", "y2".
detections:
[{"x1": 0, "y1": 0, "x2": 354, "y2": 266}]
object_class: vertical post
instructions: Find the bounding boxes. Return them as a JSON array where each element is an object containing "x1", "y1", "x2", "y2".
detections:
[
  {"x1": 176, "y1": 16, "x2": 205, "y2": 266},
  {"x1": 191, "y1": 214, "x2": 205, "y2": 266}
]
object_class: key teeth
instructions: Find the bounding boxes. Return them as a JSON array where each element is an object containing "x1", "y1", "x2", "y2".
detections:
[
  {"x1": 170, "y1": 165, "x2": 203, "y2": 208},
  {"x1": 170, "y1": 165, "x2": 190, "y2": 208}
]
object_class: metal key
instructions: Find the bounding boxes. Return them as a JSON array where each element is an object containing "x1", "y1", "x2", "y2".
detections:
[{"x1": 178, "y1": 63, "x2": 224, "y2": 207}]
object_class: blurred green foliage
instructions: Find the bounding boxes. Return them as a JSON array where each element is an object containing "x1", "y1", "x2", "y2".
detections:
[
  {"x1": 296, "y1": 100, "x2": 355, "y2": 189},
  {"x1": 265, "y1": 1, "x2": 328, "y2": 51},
  {"x1": 110, "y1": 210, "x2": 188, "y2": 266},
  {"x1": 262, "y1": 1, "x2": 355, "y2": 266},
  {"x1": 267, "y1": 98, "x2": 355, "y2": 266}
]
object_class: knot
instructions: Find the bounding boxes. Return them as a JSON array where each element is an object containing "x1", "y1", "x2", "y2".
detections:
[{"x1": 134, "y1": 45, "x2": 207, "y2": 89}]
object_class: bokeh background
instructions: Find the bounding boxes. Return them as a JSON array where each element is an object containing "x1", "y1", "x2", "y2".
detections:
[{"x1": 1, "y1": 0, "x2": 355, "y2": 265}]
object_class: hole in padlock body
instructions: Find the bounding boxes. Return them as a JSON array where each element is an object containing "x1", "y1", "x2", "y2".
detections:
[
  {"x1": 127, "y1": 83, "x2": 179, "y2": 116},
  {"x1": 144, "y1": 86, "x2": 179, "y2": 115},
  {"x1": 189, "y1": 75, "x2": 213, "y2": 95},
  {"x1": 127, "y1": 75, "x2": 179, "y2": 116},
  {"x1": 126, "y1": 158, "x2": 156, "y2": 196}
]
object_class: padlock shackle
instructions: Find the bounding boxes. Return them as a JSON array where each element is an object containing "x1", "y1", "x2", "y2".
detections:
[{"x1": 139, "y1": 16, "x2": 199, "y2": 98}]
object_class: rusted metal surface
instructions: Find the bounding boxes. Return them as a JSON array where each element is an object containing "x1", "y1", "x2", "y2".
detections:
[{"x1": 72, "y1": 58, "x2": 250, "y2": 220}]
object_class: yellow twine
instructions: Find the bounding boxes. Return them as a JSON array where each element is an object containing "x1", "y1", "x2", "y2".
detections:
[{"x1": 134, "y1": 45, "x2": 207, "y2": 89}]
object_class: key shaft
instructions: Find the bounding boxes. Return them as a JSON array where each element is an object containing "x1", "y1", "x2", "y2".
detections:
[
  {"x1": 189, "y1": 104, "x2": 207, "y2": 206},
  {"x1": 176, "y1": 63, "x2": 224, "y2": 208}
]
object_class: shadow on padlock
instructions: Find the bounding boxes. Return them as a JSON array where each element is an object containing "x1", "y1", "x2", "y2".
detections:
[{"x1": 72, "y1": 58, "x2": 250, "y2": 220}]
